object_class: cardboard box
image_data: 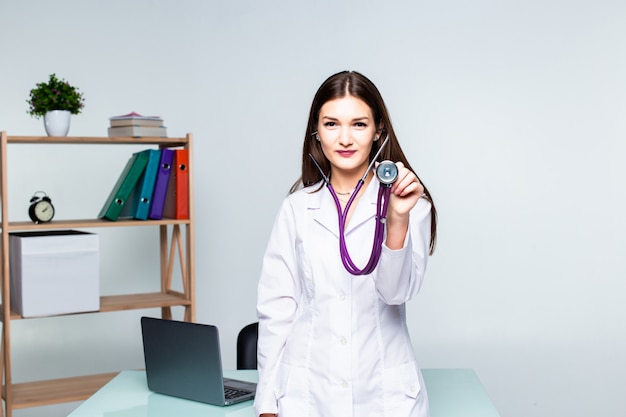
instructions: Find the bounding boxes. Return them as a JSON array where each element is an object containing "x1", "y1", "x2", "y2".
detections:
[{"x1": 9, "y1": 230, "x2": 100, "y2": 318}]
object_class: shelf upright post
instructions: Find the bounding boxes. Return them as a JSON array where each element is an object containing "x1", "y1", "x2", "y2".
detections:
[
  {"x1": 0, "y1": 131, "x2": 13, "y2": 417},
  {"x1": 184, "y1": 133, "x2": 195, "y2": 322}
]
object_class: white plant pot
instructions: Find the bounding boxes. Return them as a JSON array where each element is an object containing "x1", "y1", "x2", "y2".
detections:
[{"x1": 44, "y1": 110, "x2": 71, "y2": 136}]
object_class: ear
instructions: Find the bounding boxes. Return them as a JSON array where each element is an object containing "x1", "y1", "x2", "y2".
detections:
[{"x1": 376, "y1": 126, "x2": 388, "y2": 141}]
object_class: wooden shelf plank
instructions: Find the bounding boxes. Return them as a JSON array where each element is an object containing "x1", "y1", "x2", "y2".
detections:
[
  {"x1": 5, "y1": 135, "x2": 188, "y2": 146},
  {"x1": 2, "y1": 218, "x2": 190, "y2": 231},
  {"x1": 99, "y1": 292, "x2": 192, "y2": 312},
  {"x1": 5, "y1": 372, "x2": 119, "y2": 408},
  {"x1": 0, "y1": 292, "x2": 191, "y2": 321}
]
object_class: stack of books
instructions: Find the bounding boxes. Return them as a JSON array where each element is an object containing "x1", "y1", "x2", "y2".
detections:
[
  {"x1": 108, "y1": 112, "x2": 167, "y2": 138},
  {"x1": 98, "y1": 148, "x2": 189, "y2": 221}
]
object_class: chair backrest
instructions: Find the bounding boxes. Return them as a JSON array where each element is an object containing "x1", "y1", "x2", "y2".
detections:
[{"x1": 236, "y1": 322, "x2": 258, "y2": 370}]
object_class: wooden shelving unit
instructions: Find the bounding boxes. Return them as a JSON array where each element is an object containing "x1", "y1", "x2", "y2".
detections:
[{"x1": 0, "y1": 132, "x2": 195, "y2": 416}]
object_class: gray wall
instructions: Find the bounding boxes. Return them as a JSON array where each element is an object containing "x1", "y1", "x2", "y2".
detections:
[{"x1": 1, "y1": 1, "x2": 625, "y2": 416}]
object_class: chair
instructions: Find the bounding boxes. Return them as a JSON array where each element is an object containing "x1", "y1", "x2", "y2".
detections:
[{"x1": 237, "y1": 322, "x2": 258, "y2": 370}]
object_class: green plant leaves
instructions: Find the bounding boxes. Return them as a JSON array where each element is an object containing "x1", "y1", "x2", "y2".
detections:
[{"x1": 26, "y1": 73, "x2": 85, "y2": 118}]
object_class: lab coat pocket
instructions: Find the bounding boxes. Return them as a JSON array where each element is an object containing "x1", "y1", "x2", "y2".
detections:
[
  {"x1": 382, "y1": 361, "x2": 422, "y2": 416},
  {"x1": 275, "y1": 364, "x2": 309, "y2": 416}
]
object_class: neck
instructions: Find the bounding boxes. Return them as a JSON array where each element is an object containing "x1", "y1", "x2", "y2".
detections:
[{"x1": 331, "y1": 168, "x2": 373, "y2": 195}]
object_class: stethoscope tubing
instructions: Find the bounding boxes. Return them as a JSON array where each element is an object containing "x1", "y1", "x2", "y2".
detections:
[
  {"x1": 310, "y1": 132, "x2": 394, "y2": 276},
  {"x1": 331, "y1": 181, "x2": 391, "y2": 275}
]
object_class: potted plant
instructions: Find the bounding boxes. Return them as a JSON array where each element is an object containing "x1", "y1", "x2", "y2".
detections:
[{"x1": 26, "y1": 73, "x2": 85, "y2": 136}]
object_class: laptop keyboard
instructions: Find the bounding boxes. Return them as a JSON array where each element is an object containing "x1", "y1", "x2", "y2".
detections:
[{"x1": 224, "y1": 386, "x2": 252, "y2": 399}]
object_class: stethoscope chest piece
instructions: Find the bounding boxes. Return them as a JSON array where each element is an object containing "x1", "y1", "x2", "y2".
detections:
[{"x1": 376, "y1": 161, "x2": 398, "y2": 186}]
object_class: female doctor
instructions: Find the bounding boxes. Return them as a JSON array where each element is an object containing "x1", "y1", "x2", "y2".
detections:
[{"x1": 255, "y1": 71, "x2": 437, "y2": 417}]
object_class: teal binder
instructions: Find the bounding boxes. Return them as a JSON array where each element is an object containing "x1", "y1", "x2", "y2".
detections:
[
  {"x1": 128, "y1": 149, "x2": 161, "y2": 220},
  {"x1": 98, "y1": 151, "x2": 150, "y2": 221}
]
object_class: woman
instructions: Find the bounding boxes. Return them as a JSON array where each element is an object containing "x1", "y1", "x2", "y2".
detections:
[{"x1": 255, "y1": 71, "x2": 437, "y2": 417}]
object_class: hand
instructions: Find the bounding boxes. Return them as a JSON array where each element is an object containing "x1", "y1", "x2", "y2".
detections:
[
  {"x1": 385, "y1": 162, "x2": 424, "y2": 219},
  {"x1": 377, "y1": 162, "x2": 424, "y2": 249}
]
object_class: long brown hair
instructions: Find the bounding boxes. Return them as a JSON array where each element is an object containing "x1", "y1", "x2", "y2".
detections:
[{"x1": 291, "y1": 71, "x2": 437, "y2": 254}]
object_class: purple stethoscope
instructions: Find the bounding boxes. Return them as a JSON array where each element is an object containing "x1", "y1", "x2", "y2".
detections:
[{"x1": 309, "y1": 133, "x2": 398, "y2": 275}]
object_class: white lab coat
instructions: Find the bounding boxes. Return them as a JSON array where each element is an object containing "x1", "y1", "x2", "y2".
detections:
[{"x1": 255, "y1": 177, "x2": 432, "y2": 417}]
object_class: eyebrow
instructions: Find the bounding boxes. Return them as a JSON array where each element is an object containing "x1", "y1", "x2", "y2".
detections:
[{"x1": 321, "y1": 116, "x2": 371, "y2": 122}]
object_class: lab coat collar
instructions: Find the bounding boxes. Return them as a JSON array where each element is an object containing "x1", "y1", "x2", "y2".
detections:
[{"x1": 308, "y1": 174, "x2": 379, "y2": 238}]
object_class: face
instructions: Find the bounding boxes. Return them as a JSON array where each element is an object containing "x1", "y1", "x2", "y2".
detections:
[{"x1": 317, "y1": 95, "x2": 378, "y2": 179}]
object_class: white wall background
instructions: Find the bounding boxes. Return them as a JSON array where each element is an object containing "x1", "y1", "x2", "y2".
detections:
[{"x1": 1, "y1": 1, "x2": 625, "y2": 416}]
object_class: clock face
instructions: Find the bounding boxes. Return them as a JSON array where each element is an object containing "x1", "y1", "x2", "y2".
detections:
[{"x1": 34, "y1": 200, "x2": 54, "y2": 222}]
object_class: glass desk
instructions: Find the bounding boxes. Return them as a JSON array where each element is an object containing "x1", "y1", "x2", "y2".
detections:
[{"x1": 68, "y1": 369, "x2": 500, "y2": 417}]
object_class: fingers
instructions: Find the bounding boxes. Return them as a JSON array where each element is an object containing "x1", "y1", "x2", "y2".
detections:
[
  {"x1": 392, "y1": 162, "x2": 424, "y2": 197},
  {"x1": 373, "y1": 161, "x2": 424, "y2": 197}
]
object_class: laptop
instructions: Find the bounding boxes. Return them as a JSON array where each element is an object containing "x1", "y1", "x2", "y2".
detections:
[{"x1": 140, "y1": 316, "x2": 257, "y2": 406}]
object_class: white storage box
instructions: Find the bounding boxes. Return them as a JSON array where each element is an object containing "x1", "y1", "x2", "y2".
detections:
[{"x1": 9, "y1": 230, "x2": 100, "y2": 318}]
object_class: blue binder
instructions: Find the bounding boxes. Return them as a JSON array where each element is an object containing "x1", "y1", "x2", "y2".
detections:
[{"x1": 129, "y1": 149, "x2": 161, "y2": 220}]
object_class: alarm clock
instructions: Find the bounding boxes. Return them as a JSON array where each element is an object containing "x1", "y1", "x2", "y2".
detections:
[{"x1": 28, "y1": 192, "x2": 55, "y2": 224}]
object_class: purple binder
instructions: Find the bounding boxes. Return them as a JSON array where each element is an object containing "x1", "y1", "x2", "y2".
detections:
[{"x1": 148, "y1": 148, "x2": 174, "y2": 220}]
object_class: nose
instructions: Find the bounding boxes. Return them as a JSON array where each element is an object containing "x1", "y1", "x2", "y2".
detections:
[{"x1": 338, "y1": 127, "x2": 352, "y2": 146}]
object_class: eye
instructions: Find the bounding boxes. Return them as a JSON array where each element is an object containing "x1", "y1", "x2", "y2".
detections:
[
  {"x1": 354, "y1": 122, "x2": 367, "y2": 128},
  {"x1": 324, "y1": 121, "x2": 336, "y2": 127}
]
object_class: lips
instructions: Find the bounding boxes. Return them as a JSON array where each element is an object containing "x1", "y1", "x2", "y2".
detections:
[{"x1": 337, "y1": 150, "x2": 356, "y2": 157}]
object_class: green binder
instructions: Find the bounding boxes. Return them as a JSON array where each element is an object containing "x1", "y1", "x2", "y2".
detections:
[{"x1": 98, "y1": 151, "x2": 150, "y2": 221}]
